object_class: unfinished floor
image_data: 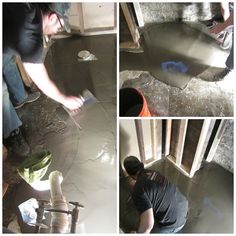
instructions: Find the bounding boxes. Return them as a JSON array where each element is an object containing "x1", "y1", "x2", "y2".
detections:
[
  {"x1": 120, "y1": 22, "x2": 233, "y2": 117},
  {"x1": 120, "y1": 158, "x2": 233, "y2": 233},
  {"x1": 3, "y1": 34, "x2": 117, "y2": 233}
]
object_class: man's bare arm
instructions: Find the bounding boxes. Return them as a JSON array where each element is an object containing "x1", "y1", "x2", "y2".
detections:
[
  {"x1": 137, "y1": 208, "x2": 154, "y2": 233},
  {"x1": 23, "y1": 62, "x2": 83, "y2": 110}
]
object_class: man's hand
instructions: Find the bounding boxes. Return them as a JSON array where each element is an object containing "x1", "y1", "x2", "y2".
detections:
[
  {"x1": 62, "y1": 95, "x2": 84, "y2": 111},
  {"x1": 23, "y1": 63, "x2": 84, "y2": 111}
]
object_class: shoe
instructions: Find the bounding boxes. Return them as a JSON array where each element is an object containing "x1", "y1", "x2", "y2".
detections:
[
  {"x1": 14, "y1": 91, "x2": 41, "y2": 109},
  {"x1": 214, "y1": 68, "x2": 231, "y2": 81},
  {"x1": 4, "y1": 129, "x2": 30, "y2": 156}
]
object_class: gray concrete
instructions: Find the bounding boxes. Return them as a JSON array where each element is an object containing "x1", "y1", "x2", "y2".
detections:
[
  {"x1": 3, "y1": 34, "x2": 117, "y2": 233},
  {"x1": 120, "y1": 158, "x2": 233, "y2": 233},
  {"x1": 213, "y1": 120, "x2": 234, "y2": 173},
  {"x1": 139, "y1": 3, "x2": 221, "y2": 24}
]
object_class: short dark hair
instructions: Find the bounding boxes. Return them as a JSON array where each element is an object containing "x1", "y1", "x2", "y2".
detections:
[
  {"x1": 123, "y1": 156, "x2": 144, "y2": 176},
  {"x1": 35, "y1": 3, "x2": 52, "y2": 15}
]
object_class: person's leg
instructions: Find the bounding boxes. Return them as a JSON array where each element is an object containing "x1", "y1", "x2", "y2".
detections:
[
  {"x1": 3, "y1": 54, "x2": 28, "y2": 105},
  {"x1": 3, "y1": 80, "x2": 22, "y2": 139},
  {"x1": 214, "y1": 32, "x2": 233, "y2": 80},
  {"x1": 3, "y1": 80, "x2": 30, "y2": 156},
  {"x1": 3, "y1": 54, "x2": 41, "y2": 109}
]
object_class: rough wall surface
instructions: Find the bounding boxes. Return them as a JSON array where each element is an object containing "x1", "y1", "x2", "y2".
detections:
[
  {"x1": 140, "y1": 3, "x2": 221, "y2": 24},
  {"x1": 213, "y1": 120, "x2": 234, "y2": 173}
]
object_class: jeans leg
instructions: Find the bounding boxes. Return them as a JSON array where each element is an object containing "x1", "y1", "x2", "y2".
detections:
[
  {"x1": 3, "y1": 54, "x2": 28, "y2": 105},
  {"x1": 3, "y1": 80, "x2": 22, "y2": 138},
  {"x1": 226, "y1": 31, "x2": 234, "y2": 70}
]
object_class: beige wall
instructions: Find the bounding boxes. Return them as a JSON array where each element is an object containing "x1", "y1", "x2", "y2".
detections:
[
  {"x1": 141, "y1": 120, "x2": 153, "y2": 161},
  {"x1": 119, "y1": 120, "x2": 140, "y2": 168},
  {"x1": 69, "y1": 3, "x2": 115, "y2": 32}
]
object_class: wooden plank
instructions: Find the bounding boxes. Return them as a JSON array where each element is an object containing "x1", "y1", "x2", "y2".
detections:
[
  {"x1": 206, "y1": 120, "x2": 227, "y2": 162},
  {"x1": 15, "y1": 56, "x2": 33, "y2": 87},
  {"x1": 190, "y1": 119, "x2": 214, "y2": 177},
  {"x1": 165, "y1": 119, "x2": 172, "y2": 156},
  {"x1": 77, "y1": 3, "x2": 85, "y2": 34},
  {"x1": 135, "y1": 120, "x2": 145, "y2": 163},
  {"x1": 119, "y1": 42, "x2": 141, "y2": 50},
  {"x1": 167, "y1": 155, "x2": 190, "y2": 177},
  {"x1": 151, "y1": 120, "x2": 162, "y2": 161},
  {"x1": 198, "y1": 119, "x2": 216, "y2": 162},
  {"x1": 151, "y1": 120, "x2": 157, "y2": 160},
  {"x1": 120, "y1": 3, "x2": 140, "y2": 47},
  {"x1": 156, "y1": 120, "x2": 162, "y2": 161},
  {"x1": 114, "y1": 3, "x2": 117, "y2": 29},
  {"x1": 176, "y1": 120, "x2": 188, "y2": 167},
  {"x1": 133, "y1": 3, "x2": 144, "y2": 27}
]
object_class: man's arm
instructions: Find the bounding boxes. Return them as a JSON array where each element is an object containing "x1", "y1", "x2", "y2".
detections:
[
  {"x1": 23, "y1": 62, "x2": 83, "y2": 110},
  {"x1": 137, "y1": 208, "x2": 154, "y2": 233}
]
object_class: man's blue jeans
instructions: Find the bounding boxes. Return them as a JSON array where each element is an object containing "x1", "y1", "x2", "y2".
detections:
[
  {"x1": 3, "y1": 54, "x2": 28, "y2": 104},
  {"x1": 3, "y1": 54, "x2": 27, "y2": 138}
]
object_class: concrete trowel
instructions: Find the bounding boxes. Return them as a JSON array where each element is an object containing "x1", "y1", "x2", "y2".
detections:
[
  {"x1": 80, "y1": 89, "x2": 98, "y2": 107},
  {"x1": 63, "y1": 89, "x2": 98, "y2": 129}
]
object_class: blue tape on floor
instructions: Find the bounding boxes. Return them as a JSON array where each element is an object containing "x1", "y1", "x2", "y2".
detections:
[{"x1": 161, "y1": 61, "x2": 188, "y2": 73}]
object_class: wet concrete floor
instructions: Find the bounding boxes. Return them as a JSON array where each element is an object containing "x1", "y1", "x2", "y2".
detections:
[
  {"x1": 121, "y1": 22, "x2": 229, "y2": 89},
  {"x1": 120, "y1": 158, "x2": 233, "y2": 233},
  {"x1": 120, "y1": 22, "x2": 233, "y2": 116},
  {"x1": 3, "y1": 34, "x2": 117, "y2": 233}
]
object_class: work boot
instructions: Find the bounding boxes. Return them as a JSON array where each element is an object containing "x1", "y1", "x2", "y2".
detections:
[
  {"x1": 4, "y1": 129, "x2": 30, "y2": 157},
  {"x1": 214, "y1": 67, "x2": 231, "y2": 81},
  {"x1": 14, "y1": 91, "x2": 41, "y2": 110}
]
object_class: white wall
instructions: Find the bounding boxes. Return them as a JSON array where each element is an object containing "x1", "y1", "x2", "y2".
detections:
[
  {"x1": 69, "y1": 3, "x2": 115, "y2": 32},
  {"x1": 83, "y1": 3, "x2": 115, "y2": 30},
  {"x1": 119, "y1": 120, "x2": 140, "y2": 168},
  {"x1": 141, "y1": 120, "x2": 153, "y2": 161}
]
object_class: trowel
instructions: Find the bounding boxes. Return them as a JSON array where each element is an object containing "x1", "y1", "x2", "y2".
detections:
[
  {"x1": 63, "y1": 89, "x2": 98, "y2": 130},
  {"x1": 80, "y1": 89, "x2": 98, "y2": 107}
]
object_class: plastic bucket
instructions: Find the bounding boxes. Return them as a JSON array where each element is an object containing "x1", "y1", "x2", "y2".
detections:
[{"x1": 119, "y1": 87, "x2": 151, "y2": 117}]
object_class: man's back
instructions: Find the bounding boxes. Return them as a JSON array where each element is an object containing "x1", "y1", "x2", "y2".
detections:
[{"x1": 132, "y1": 169, "x2": 188, "y2": 229}]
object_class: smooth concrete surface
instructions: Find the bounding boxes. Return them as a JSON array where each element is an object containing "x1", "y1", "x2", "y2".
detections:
[
  {"x1": 3, "y1": 34, "x2": 117, "y2": 233},
  {"x1": 121, "y1": 22, "x2": 229, "y2": 89},
  {"x1": 120, "y1": 22, "x2": 233, "y2": 116},
  {"x1": 120, "y1": 158, "x2": 233, "y2": 233}
]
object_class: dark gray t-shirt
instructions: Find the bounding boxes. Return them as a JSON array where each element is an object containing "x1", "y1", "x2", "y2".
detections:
[
  {"x1": 3, "y1": 3, "x2": 44, "y2": 63},
  {"x1": 132, "y1": 169, "x2": 188, "y2": 228}
]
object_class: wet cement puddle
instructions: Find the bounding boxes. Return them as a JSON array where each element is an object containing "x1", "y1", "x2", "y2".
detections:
[{"x1": 120, "y1": 22, "x2": 228, "y2": 89}]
